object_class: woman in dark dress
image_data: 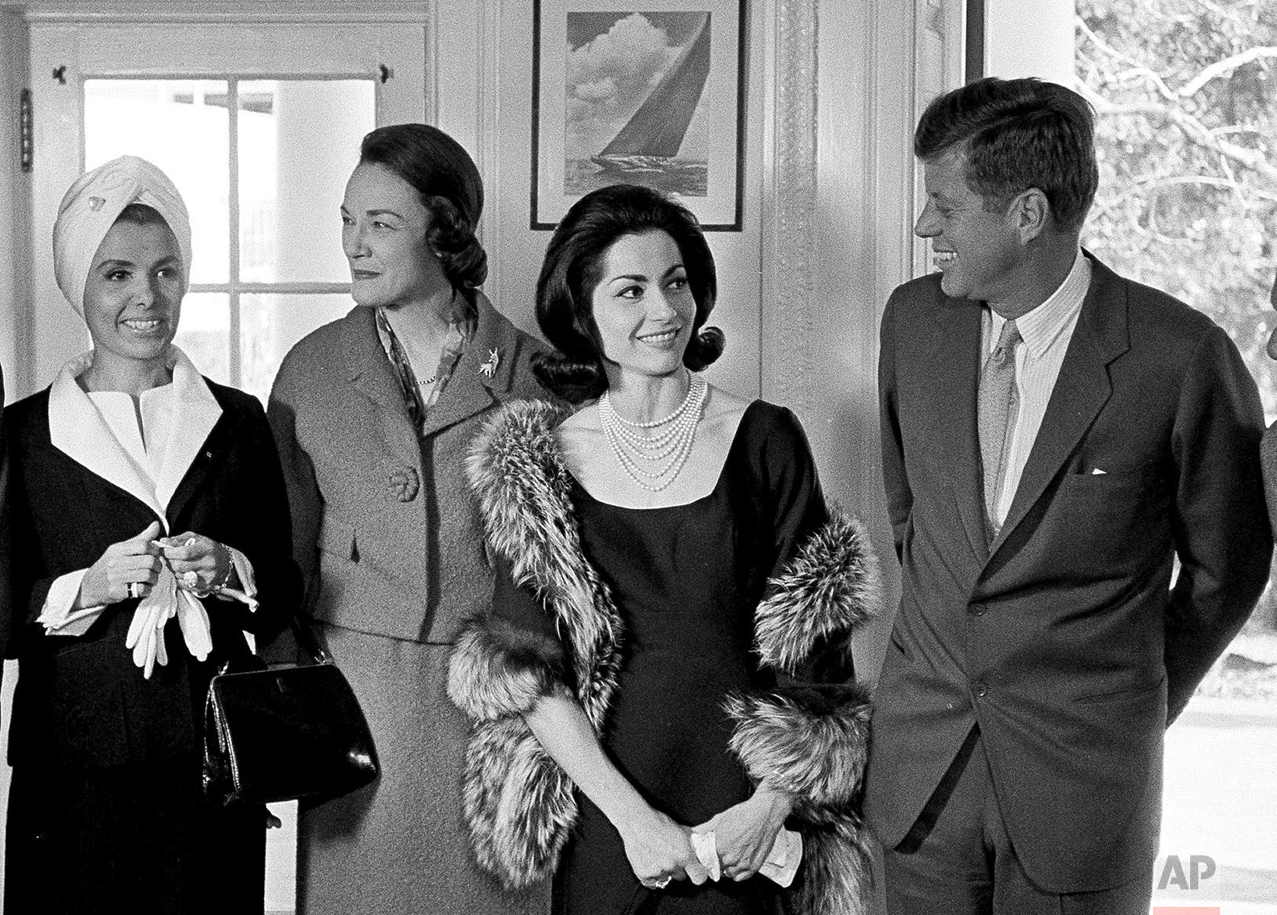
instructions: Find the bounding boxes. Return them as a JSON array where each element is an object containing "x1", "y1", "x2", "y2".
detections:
[
  {"x1": 1, "y1": 155, "x2": 299, "y2": 914},
  {"x1": 449, "y1": 184, "x2": 878, "y2": 915}
]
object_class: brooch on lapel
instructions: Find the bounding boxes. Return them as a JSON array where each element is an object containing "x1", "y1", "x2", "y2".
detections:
[
  {"x1": 388, "y1": 466, "x2": 420, "y2": 502},
  {"x1": 479, "y1": 348, "x2": 500, "y2": 379}
]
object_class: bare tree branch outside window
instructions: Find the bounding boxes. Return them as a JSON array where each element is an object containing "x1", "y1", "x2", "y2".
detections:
[{"x1": 1077, "y1": 0, "x2": 1277, "y2": 419}]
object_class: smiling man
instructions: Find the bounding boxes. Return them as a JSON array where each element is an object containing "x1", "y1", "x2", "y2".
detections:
[{"x1": 868, "y1": 76, "x2": 1273, "y2": 915}]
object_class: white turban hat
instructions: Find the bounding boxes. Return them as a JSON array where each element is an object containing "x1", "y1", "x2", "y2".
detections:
[{"x1": 52, "y1": 155, "x2": 192, "y2": 316}]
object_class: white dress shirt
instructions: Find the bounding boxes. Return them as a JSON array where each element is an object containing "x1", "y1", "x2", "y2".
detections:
[{"x1": 986, "y1": 249, "x2": 1092, "y2": 526}]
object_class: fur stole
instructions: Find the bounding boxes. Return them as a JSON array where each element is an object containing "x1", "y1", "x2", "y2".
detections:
[{"x1": 448, "y1": 399, "x2": 879, "y2": 914}]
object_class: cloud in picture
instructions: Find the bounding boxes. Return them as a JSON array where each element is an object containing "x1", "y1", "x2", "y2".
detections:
[{"x1": 564, "y1": 12, "x2": 710, "y2": 160}]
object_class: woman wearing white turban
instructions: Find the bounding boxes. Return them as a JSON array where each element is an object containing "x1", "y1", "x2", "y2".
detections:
[{"x1": 0, "y1": 155, "x2": 301, "y2": 914}]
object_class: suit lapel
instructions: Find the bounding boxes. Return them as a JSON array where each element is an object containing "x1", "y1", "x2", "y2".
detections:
[
  {"x1": 47, "y1": 348, "x2": 227, "y2": 530},
  {"x1": 991, "y1": 255, "x2": 1130, "y2": 553},
  {"x1": 341, "y1": 306, "x2": 423, "y2": 465},
  {"x1": 923, "y1": 293, "x2": 989, "y2": 563},
  {"x1": 152, "y1": 351, "x2": 222, "y2": 511},
  {"x1": 165, "y1": 401, "x2": 235, "y2": 524},
  {"x1": 418, "y1": 291, "x2": 511, "y2": 438},
  {"x1": 49, "y1": 354, "x2": 169, "y2": 526},
  {"x1": 420, "y1": 351, "x2": 497, "y2": 438}
]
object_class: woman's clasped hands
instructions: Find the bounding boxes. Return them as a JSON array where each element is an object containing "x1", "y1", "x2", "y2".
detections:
[
  {"x1": 691, "y1": 785, "x2": 794, "y2": 883},
  {"x1": 80, "y1": 521, "x2": 233, "y2": 606},
  {"x1": 618, "y1": 804, "x2": 709, "y2": 891},
  {"x1": 77, "y1": 521, "x2": 231, "y2": 677},
  {"x1": 155, "y1": 531, "x2": 234, "y2": 597},
  {"x1": 618, "y1": 785, "x2": 794, "y2": 891}
]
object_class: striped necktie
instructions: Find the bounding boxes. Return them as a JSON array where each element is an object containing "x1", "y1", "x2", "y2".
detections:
[{"x1": 978, "y1": 318, "x2": 1022, "y2": 537}]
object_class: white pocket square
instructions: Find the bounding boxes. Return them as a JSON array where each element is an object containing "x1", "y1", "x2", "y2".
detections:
[{"x1": 1090, "y1": 468, "x2": 1107, "y2": 475}]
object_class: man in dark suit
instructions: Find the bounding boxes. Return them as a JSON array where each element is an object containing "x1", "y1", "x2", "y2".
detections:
[
  {"x1": 866, "y1": 76, "x2": 1273, "y2": 914},
  {"x1": 1262, "y1": 272, "x2": 1277, "y2": 528},
  {"x1": 0, "y1": 362, "x2": 9, "y2": 660}
]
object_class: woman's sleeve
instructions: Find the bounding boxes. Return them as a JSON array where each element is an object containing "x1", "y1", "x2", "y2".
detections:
[
  {"x1": 1, "y1": 423, "x2": 66, "y2": 644},
  {"x1": 445, "y1": 536, "x2": 583, "y2": 891},
  {"x1": 726, "y1": 407, "x2": 879, "y2": 914},
  {"x1": 447, "y1": 552, "x2": 568, "y2": 722},
  {"x1": 266, "y1": 364, "x2": 323, "y2": 620},
  {"x1": 220, "y1": 395, "x2": 302, "y2": 641}
]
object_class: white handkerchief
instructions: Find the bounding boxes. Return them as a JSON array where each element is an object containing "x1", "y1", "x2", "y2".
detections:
[
  {"x1": 759, "y1": 828, "x2": 803, "y2": 888},
  {"x1": 689, "y1": 828, "x2": 802, "y2": 886},
  {"x1": 690, "y1": 831, "x2": 721, "y2": 881}
]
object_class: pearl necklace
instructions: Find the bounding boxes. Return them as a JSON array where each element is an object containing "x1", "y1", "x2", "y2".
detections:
[{"x1": 599, "y1": 374, "x2": 707, "y2": 492}]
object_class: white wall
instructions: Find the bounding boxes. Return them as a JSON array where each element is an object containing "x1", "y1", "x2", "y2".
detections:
[{"x1": 984, "y1": 0, "x2": 1076, "y2": 82}]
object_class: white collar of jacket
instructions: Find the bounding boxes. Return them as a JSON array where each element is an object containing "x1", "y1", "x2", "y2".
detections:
[
  {"x1": 49, "y1": 345, "x2": 222, "y2": 527},
  {"x1": 449, "y1": 398, "x2": 878, "y2": 913}
]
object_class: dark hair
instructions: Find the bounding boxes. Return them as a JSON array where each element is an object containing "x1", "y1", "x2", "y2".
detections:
[
  {"x1": 113, "y1": 204, "x2": 183, "y2": 277},
  {"x1": 115, "y1": 202, "x2": 168, "y2": 228},
  {"x1": 359, "y1": 123, "x2": 488, "y2": 295},
  {"x1": 533, "y1": 184, "x2": 724, "y2": 403},
  {"x1": 914, "y1": 77, "x2": 1099, "y2": 233}
]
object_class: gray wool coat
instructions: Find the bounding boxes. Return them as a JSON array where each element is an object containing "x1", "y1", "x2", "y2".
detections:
[
  {"x1": 267, "y1": 292, "x2": 550, "y2": 915},
  {"x1": 269, "y1": 292, "x2": 549, "y2": 644}
]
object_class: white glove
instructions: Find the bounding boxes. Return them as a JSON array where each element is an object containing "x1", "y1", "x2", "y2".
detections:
[
  {"x1": 176, "y1": 589, "x2": 213, "y2": 662},
  {"x1": 124, "y1": 567, "x2": 177, "y2": 679}
]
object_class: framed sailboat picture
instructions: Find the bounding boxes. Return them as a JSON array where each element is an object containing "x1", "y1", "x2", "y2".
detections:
[{"x1": 531, "y1": 0, "x2": 746, "y2": 230}]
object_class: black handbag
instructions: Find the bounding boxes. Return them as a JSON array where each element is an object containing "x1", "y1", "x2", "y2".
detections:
[{"x1": 203, "y1": 618, "x2": 380, "y2": 806}]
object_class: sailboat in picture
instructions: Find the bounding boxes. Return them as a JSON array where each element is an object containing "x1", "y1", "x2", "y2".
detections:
[{"x1": 588, "y1": 12, "x2": 710, "y2": 195}]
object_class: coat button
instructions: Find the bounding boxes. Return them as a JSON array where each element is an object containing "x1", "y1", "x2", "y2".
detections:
[
  {"x1": 973, "y1": 680, "x2": 988, "y2": 698},
  {"x1": 388, "y1": 466, "x2": 420, "y2": 502},
  {"x1": 969, "y1": 603, "x2": 986, "y2": 617}
]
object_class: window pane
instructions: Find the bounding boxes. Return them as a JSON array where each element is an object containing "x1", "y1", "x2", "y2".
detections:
[
  {"x1": 175, "y1": 292, "x2": 230, "y2": 385},
  {"x1": 238, "y1": 80, "x2": 375, "y2": 284},
  {"x1": 84, "y1": 80, "x2": 230, "y2": 285},
  {"x1": 240, "y1": 293, "x2": 353, "y2": 403}
]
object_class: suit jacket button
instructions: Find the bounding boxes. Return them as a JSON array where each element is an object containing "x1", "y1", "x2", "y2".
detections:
[
  {"x1": 969, "y1": 603, "x2": 986, "y2": 617},
  {"x1": 973, "y1": 681, "x2": 988, "y2": 698},
  {"x1": 388, "y1": 466, "x2": 420, "y2": 502}
]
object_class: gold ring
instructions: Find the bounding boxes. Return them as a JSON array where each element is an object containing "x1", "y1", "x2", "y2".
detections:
[
  {"x1": 653, "y1": 876, "x2": 671, "y2": 889},
  {"x1": 128, "y1": 582, "x2": 142, "y2": 599}
]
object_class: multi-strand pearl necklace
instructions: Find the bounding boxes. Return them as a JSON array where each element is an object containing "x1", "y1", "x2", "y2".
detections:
[{"x1": 599, "y1": 373, "x2": 707, "y2": 492}]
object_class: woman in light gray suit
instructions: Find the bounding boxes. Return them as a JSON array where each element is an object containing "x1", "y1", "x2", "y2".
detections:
[{"x1": 267, "y1": 124, "x2": 547, "y2": 914}]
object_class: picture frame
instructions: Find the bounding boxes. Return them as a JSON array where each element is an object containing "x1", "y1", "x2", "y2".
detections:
[{"x1": 530, "y1": 0, "x2": 746, "y2": 231}]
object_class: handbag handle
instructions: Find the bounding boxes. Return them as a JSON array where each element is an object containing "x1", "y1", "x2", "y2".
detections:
[{"x1": 289, "y1": 612, "x2": 331, "y2": 665}]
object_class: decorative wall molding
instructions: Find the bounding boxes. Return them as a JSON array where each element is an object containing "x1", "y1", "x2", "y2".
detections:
[
  {"x1": 6, "y1": 1, "x2": 431, "y2": 23},
  {"x1": 912, "y1": 0, "x2": 965, "y2": 275},
  {"x1": 762, "y1": 0, "x2": 819, "y2": 416},
  {"x1": 475, "y1": 0, "x2": 503, "y2": 308}
]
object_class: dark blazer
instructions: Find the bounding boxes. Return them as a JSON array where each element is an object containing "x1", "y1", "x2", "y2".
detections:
[
  {"x1": 866, "y1": 253, "x2": 1272, "y2": 893},
  {"x1": 2, "y1": 380, "x2": 299, "y2": 770},
  {"x1": 0, "y1": 364, "x2": 9, "y2": 663},
  {"x1": 267, "y1": 293, "x2": 548, "y2": 644}
]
